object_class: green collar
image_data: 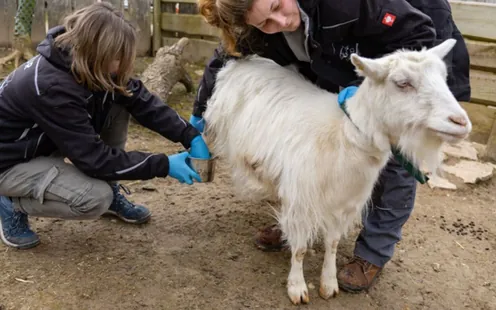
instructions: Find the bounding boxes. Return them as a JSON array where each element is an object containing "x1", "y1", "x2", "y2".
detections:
[{"x1": 339, "y1": 99, "x2": 429, "y2": 184}]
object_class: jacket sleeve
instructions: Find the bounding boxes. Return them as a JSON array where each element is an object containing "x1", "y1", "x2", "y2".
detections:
[
  {"x1": 355, "y1": 0, "x2": 437, "y2": 53},
  {"x1": 192, "y1": 44, "x2": 234, "y2": 117},
  {"x1": 119, "y1": 78, "x2": 200, "y2": 149},
  {"x1": 31, "y1": 84, "x2": 170, "y2": 181},
  {"x1": 346, "y1": 0, "x2": 437, "y2": 87}
]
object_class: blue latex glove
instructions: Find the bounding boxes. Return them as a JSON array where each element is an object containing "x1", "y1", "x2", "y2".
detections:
[
  {"x1": 189, "y1": 115, "x2": 205, "y2": 133},
  {"x1": 167, "y1": 151, "x2": 202, "y2": 184},
  {"x1": 189, "y1": 135, "x2": 210, "y2": 159},
  {"x1": 337, "y1": 86, "x2": 358, "y2": 106}
]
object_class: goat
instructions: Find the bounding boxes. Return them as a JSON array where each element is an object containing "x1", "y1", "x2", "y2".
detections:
[{"x1": 202, "y1": 38, "x2": 472, "y2": 305}]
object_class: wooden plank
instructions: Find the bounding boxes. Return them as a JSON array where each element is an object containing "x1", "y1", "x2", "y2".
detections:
[
  {"x1": 460, "y1": 102, "x2": 495, "y2": 144},
  {"x1": 0, "y1": 0, "x2": 17, "y2": 47},
  {"x1": 162, "y1": 0, "x2": 198, "y2": 4},
  {"x1": 162, "y1": 36, "x2": 218, "y2": 64},
  {"x1": 107, "y1": 0, "x2": 123, "y2": 10},
  {"x1": 450, "y1": 1, "x2": 496, "y2": 42},
  {"x1": 466, "y1": 39, "x2": 496, "y2": 72},
  {"x1": 72, "y1": 0, "x2": 96, "y2": 11},
  {"x1": 128, "y1": 0, "x2": 151, "y2": 56},
  {"x1": 161, "y1": 12, "x2": 220, "y2": 38},
  {"x1": 47, "y1": 0, "x2": 72, "y2": 32},
  {"x1": 484, "y1": 116, "x2": 496, "y2": 161},
  {"x1": 470, "y1": 69, "x2": 496, "y2": 106},
  {"x1": 30, "y1": 0, "x2": 48, "y2": 46},
  {"x1": 153, "y1": 0, "x2": 161, "y2": 54}
]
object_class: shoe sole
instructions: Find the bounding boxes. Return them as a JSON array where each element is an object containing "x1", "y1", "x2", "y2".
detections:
[
  {"x1": 0, "y1": 220, "x2": 40, "y2": 250},
  {"x1": 338, "y1": 270, "x2": 382, "y2": 294},
  {"x1": 254, "y1": 238, "x2": 289, "y2": 252},
  {"x1": 103, "y1": 210, "x2": 151, "y2": 224}
]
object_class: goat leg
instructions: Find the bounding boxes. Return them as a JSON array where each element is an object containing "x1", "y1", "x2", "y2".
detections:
[
  {"x1": 287, "y1": 247, "x2": 309, "y2": 305},
  {"x1": 319, "y1": 236, "x2": 340, "y2": 299}
]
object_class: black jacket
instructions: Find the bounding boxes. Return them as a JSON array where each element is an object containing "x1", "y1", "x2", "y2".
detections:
[
  {"x1": 0, "y1": 26, "x2": 200, "y2": 180},
  {"x1": 192, "y1": 0, "x2": 471, "y2": 117}
]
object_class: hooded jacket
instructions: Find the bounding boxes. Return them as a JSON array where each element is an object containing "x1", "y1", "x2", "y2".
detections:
[
  {"x1": 192, "y1": 0, "x2": 471, "y2": 117},
  {"x1": 0, "y1": 26, "x2": 200, "y2": 180}
]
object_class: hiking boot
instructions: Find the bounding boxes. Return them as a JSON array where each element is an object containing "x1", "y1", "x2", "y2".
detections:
[
  {"x1": 337, "y1": 256, "x2": 383, "y2": 293},
  {"x1": 254, "y1": 224, "x2": 289, "y2": 252},
  {"x1": 104, "y1": 184, "x2": 151, "y2": 224},
  {"x1": 0, "y1": 196, "x2": 40, "y2": 249}
]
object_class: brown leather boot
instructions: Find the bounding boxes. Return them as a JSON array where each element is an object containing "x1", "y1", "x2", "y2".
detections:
[
  {"x1": 254, "y1": 224, "x2": 289, "y2": 252},
  {"x1": 337, "y1": 256, "x2": 383, "y2": 293}
]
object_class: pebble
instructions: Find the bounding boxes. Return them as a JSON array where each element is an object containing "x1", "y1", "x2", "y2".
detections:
[{"x1": 432, "y1": 263, "x2": 441, "y2": 272}]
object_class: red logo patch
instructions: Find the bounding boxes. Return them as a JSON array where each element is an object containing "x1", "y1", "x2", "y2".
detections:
[{"x1": 382, "y1": 13, "x2": 396, "y2": 27}]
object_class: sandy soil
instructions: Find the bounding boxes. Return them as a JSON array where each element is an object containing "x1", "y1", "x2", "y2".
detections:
[{"x1": 0, "y1": 54, "x2": 495, "y2": 310}]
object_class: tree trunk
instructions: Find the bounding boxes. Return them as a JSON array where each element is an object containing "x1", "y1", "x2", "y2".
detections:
[{"x1": 140, "y1": 37, "x2": 194, "y2": 103}]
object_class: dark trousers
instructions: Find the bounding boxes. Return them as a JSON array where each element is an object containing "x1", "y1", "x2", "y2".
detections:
[{"x1": 354, "y1": 157, "x2": 417, "y2": 267}]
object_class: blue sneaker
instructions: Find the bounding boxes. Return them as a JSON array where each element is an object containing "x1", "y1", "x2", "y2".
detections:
[
  {"x1": 0, "y1": 196, "x2": 40, "y2": 249},
  {"x1": 104, "y1": 184, "x2": 151, "y2": 224}
]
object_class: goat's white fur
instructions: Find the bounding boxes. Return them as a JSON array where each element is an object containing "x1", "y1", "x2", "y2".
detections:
[{"x1": 203, "y1": 39, "x2": 471, "y2": 305}]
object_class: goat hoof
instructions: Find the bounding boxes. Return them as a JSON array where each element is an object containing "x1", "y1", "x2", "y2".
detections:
[
  {"x1": 319, "y1": 282, "x2": 339, "y2": 300},
  {"x1": 287, "y1": 282, "x2": 310, "y2": 305}
]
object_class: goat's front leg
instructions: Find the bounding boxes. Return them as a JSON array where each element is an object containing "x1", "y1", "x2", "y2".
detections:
[
  {"x1": 319, "y1": 234, "x2": 340, "y2": 299},
  {"x1": 287, "y1": 247, "x2": 309, "y2": 305}
]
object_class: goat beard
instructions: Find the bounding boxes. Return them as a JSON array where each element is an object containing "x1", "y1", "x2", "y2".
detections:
[{"x1": 394, "y1": 128, "x2": 445, "y2": 179}]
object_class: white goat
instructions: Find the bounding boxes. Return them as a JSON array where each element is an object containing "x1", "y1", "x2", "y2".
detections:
[{"x1": 203, "y1": 39, "x2": 471, "y2": 305}]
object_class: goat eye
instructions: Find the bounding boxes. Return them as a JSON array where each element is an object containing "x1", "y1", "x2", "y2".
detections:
[{"x1": 395, "y1": 80, "x2": 412, "y2": 89}]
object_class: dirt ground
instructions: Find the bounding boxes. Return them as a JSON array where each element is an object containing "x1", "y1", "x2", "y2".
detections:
[{"x1": 0, "y1": 53, "x2": 495, "y2": 310}]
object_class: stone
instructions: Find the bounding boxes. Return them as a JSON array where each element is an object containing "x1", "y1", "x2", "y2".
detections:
[
  {"x1": 471, "y1": 142, "x2": 487, "y2": 158},
  {"x1": 427, "y1": 175, "x2": 457, "y2": 190},
  {"x1": 432, "y1": 263, "x2": 441, "y2": 272},
  {"x1": 442, "y1": 160, "x2": 495, "y2": 184},
  {"x1": 442, "y1": 140, "x2": 478, "y2": 161}
]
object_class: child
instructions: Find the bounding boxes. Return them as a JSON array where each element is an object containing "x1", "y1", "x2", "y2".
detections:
[{"x1": 0, "y1": 1, "x2": 210, "y2": 249}]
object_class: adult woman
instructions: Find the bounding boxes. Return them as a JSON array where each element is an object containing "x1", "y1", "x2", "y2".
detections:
[
  {"x1": 0, "y1": 2, "x2": 210, "y2": 249},
  {"x1": 189, "y1": 0, "x2": 470, "y2": 292}
]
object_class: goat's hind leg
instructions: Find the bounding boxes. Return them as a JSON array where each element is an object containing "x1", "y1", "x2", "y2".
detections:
[{"x1": 319, "y1": 230, "x2": 340, "y2": 299}]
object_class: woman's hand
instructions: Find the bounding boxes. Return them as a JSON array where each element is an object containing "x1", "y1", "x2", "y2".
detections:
[{"x1": 189, "y1": 135, "x2": 210, "y2": 159}]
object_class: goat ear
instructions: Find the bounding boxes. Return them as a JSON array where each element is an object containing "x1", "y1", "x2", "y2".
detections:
[
  {"x1": 350, "y1": 54, "x2": 387, "y2": 80},
  {"x1": 427, "y1": 38, "x2": 457, "y2": 59}
]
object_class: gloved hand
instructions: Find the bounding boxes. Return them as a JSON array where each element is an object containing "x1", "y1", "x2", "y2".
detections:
[
  {"x1": 337, "y1": 86, "x2": 358, "y2": 106},
  {"x1": 189, "y1": 135, "x2": 210, "y2": 159},
  {"x1": 189, "y1": 115, "x2": 205, "y2": 133},
  {"x1": 167, "y1": 152, "x2": 202, "y2": 184}
]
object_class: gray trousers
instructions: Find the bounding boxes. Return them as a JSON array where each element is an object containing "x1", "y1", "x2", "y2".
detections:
[
  {"x1": 354, "y1": 157, "x2": 417, "y2": 267},
  {"x1": 0, "y1": 104, "x2": 130, "y2": 220}
]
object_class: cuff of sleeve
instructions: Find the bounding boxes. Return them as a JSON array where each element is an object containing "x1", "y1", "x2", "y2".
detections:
[
  {"x1": 192, "y1": 102, "x2": 205, "y2": 118},
  {"x1": 180, "y1": 125, "x2": 201, "y2": 149}
]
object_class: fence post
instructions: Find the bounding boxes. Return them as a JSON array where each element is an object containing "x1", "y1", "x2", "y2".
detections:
[{"x1": 153, "y1": 0, "x2": 161, "y2": 55}]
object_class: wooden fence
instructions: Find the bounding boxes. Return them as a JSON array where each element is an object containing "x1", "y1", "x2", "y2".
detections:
[
  {"x1": 448, "y1": 1, "x2": 496, "y2": 160},
  {"x1": 0, "y1": 0, "x2": 152, "y2": 56},
  {"x1": 153, "y1": 0, "x2": 220, "y2": 63}
]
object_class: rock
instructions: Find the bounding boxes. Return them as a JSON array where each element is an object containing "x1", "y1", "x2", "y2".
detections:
[
  {"x1": 432, "y1": 263, "x2": 441, "y2": 272},
  {"x1": 471, "y1": 142, "x2": 487, "y2": 158},
  {"x1": 194, "y1": 70, "x2": 204, "y2": 76},
  {"x1": 442, "y1": 160, "x2": 494, "y2": 184},
  {"x1": 427, "y1": 175, "x2": 457, "y2": 190},
  {"x1": 442, "y1": 140, "x2": 478, "y2": 161}
]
